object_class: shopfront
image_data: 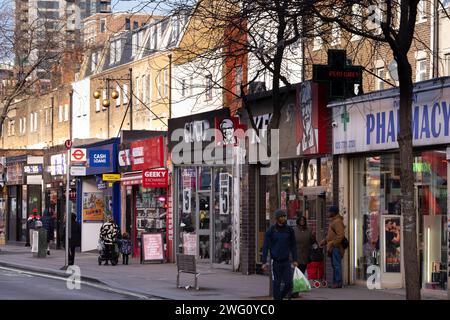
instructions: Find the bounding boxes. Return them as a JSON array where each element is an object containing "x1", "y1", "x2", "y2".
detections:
[
  {"x1": 169, "y1": 109, "x2": 240, "y2": 269},
  {"x1": 0, "y1": 157, "x2": 6, "y2": 245},
  {"x1": 331, "y1": 77, "x2": 450, "y2": 291},
  {"x1": 76, "y1": 139, "x2": 120, "y2": 252},
  {"x1": 241, "y1": 81, "x2": 332, "y2": 268},
  {"x1": 5, "y1": 155, "x2": 44, "y2": 244},
  {"x1": 118, "y1": 135, "x2": 168, "y2": 259}
]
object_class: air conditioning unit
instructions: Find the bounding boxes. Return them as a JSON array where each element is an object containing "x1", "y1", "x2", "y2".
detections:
[{"x1": 249, "y1": 81, "x2": 266, "y2": 94}]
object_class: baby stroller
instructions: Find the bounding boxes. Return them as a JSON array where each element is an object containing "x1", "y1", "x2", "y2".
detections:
[
  {"x1": 307, "y1": 242, "x2": 327, "y2": 288},
  {"x1": 98, "y1": 239, "x2": 119, "y2": 266}
]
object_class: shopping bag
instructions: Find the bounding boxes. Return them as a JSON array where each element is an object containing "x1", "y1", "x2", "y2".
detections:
[{"x1": 293, "y1": 267, "x2": 311, "y2": 293}]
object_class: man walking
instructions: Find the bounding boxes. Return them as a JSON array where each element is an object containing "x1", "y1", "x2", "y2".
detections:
[
  {"x1": 262, "y1": 209, "x2": 298, "y2": 300},
  {"x1": 320, "y1": 205, "x2": 346, "y2": 288}
]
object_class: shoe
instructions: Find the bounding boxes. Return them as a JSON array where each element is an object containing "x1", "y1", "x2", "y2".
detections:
[{"x1": 331, "y1": 284, "x2": 342, "y2": 289}]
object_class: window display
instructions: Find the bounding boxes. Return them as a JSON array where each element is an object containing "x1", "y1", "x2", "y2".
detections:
[{"x1": 136, "y1": 187, "x2": 167, "y2": 234}]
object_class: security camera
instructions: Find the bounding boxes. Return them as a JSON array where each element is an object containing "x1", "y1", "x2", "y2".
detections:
[{"x1": 331, "y1": 121, "x2": 338, "y2": 128}]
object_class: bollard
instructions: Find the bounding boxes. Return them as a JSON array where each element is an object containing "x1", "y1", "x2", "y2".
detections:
[{"x1": 32, "y1": 221, "x2": 47, "y2": 258}]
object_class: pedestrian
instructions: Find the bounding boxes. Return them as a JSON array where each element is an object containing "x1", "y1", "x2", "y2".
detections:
[
  {"x1": 261, "y1": 209, "x2": 298, "y2": 300},
  {"x1": 67, "y1": 213, "x2": 81, "y2": 265},
  {"x1": 118, "y1": 232, "x2": 132, "y2": 265},
  {"x1": 27, "y1": 208, "x2": 42, "y2": 248},
  {"x1": 41, "y1": 208, "x2": 55, "y2": 255},
  {"x1": 291, "y1": 216, "x2": 314, "y2": 298},
  {"x1": 99, "y1": 216, "x2": 119, "y2": 265},
  {"x1": 320, "y1": 205, "x2": 346, "y2": 288}
]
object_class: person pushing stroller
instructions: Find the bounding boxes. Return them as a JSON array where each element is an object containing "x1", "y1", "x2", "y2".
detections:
[{"x1": 99, "y1": 216, "x2": 119, "y2": 265}]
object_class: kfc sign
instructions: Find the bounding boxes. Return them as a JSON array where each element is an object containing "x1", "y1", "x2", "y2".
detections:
[
  {"x1": 143, "y1": 169, "x2": 168, "y2": 188},
  {"x1": 215, "y1": 117, "x2": 246, "y2": 146}
]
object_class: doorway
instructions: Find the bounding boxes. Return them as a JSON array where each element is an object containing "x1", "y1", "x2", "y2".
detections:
[{"x1": 197, "y1": 191, "x2": 211, "y2": 262}]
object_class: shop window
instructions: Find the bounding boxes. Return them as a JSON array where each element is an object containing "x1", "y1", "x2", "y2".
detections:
[{"x1": 213, "y1": 168, "x2": 232, "y2": 264}]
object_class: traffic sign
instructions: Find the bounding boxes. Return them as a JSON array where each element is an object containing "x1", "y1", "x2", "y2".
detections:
[
  {"x1": 65, "y1": 140, "x2": 73, "y2": 149},
  {"x1": 70, "y1": 166, "x2": 86, "y2": 176},
  {"x1": 102, "y1": 173, "x2": 121, "y2": 181},
  {"x1": 71, "y1": 148, "x2": 86, "y2": 163}
]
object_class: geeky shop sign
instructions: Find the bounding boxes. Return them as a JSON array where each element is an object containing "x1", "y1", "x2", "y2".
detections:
[{"x1": 332, "y1": 79, "x2": 450, "y2": 154}]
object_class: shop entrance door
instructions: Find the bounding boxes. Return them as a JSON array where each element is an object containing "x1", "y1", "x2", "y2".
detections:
[
  {"x1": 302, "y1": 186, "x2": 327, "y2": 240},
  {"x1": 197, "y1": 191, "x2": 211, "y2": 263}
]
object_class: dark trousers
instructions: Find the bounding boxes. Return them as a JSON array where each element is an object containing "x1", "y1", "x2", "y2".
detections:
[
  {"x1": 272, "y1": 260, "x2": 293, "y2": 300},
  {"x1": 122, "y1": 254, "x2": 129, "y2": 265},
  {"x1": 104, "y1": 244, "x2": 114, "y2": 264},
  {"x1": 68, "y1": 246, "x2": 76, "y2": 265}
]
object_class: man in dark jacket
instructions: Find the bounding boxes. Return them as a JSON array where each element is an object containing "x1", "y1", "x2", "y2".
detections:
[
  {"x1": 41, "y1": 208, "x2": 55, "y2": 255},
  {"x1": 262, "y1": 209, "x2": 298, "y2": 300},
  {"x1": 67, "y1": 213, "x2": 81, "y2": 265}
]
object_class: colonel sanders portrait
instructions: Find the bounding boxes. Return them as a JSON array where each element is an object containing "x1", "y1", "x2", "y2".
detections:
[
  {"x1": 298, "y1": 82, "x2": 317, "y2": 154},
  {"x1": 219, "y1": 118, "x2": 236, "y2": 145}
]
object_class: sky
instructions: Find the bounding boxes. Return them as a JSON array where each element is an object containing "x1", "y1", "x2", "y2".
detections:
[{"x1": 111, "y1": 0, "x2": 172, "y2": 14}]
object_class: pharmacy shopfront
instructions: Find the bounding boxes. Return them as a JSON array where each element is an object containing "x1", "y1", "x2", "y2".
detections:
[{"x1": 331, "y1": 77, "x2": 450, "y2": 292}]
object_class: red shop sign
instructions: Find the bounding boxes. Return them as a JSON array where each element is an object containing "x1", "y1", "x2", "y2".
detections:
[
  {"x1": 143, "y1": 169, "x2": 168, "y2": 188},
  {"x1": 130, "y1": 136, "x2": 164, "y2": 171}
]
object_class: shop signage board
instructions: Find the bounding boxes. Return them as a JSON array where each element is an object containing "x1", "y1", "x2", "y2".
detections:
[
  {"x1": 140, "y1": 233, "x2": 164, "y2": 263},
  {"x1": 70, "y1": 166, "x2": 86, "y2": 176},
  {"x1": 71, "y1": 148, "x2": 86, "y2": 163},
  {"x1": 102, "y1": 173, "x2": 121, "y2": 181},
  {"x1": 118, "y1": 149, "x2": 131, "y2": 167},
  {"x1": 130, "y1": 137, "x2": 165, "y2": 171},
  {"x1": 142, "y1": 169, "x2": 168, "y2": 188},
  {"x1": 24, "y1": 164, "x2": 42, "y2": 174},
  {"x1": 332, "y1": 78, "x2": 450, "y2": 154},
  {"x1": 183, "y1": 233, "x2": 197, "y2": 256},
  {"x1": 88, "y1": 149, "x2": 110, "y2": 168}
]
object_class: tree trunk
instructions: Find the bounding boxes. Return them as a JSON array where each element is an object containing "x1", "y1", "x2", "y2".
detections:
[{"x1": 397, "y1": 55, "x2": 421, "y2": 300}]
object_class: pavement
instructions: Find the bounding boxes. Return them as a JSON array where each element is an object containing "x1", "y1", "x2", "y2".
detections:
[{"x1": 0, "y1": 244, "x2": 447, "y2": 300}]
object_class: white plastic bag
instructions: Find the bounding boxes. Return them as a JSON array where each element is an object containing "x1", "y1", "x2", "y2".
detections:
[{"x1": 293, "y1": 267, "x2": 311, "y2": 293}]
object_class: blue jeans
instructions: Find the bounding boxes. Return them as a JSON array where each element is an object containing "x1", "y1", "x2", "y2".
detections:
[
  {"x1": 272, "y1": 260, "x2": 293, "y2": 300},
  {"x1": 331, "y1": 248, "x2": 342, "y2": 286}
]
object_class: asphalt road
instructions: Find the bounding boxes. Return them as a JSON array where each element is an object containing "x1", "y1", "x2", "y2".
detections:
[{"x1": 0, "y1": 267, "x2": 137, "y2": 300}]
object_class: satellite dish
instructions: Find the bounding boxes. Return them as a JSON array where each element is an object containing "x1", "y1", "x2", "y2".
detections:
[{"x1": 388, "y1": 60, "x2": 399, "y2": 81}]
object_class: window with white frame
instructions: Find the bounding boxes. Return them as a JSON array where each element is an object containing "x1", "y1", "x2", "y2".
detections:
[
  {"x1": 235, "y1": 66, "x2": 243, "y2": 96},
  {"x1": 116, "y1": 85, "x2": 121, "y2": 107},
  {"x1": 417, "y1": 0, "x2": 427, "y2": 23},
  {"x1": 123, "y1": 84, "x2": 129, "y2": 104},
  {"x1": 19, "y1": 118, "x2": 23, "y2": 135},
  {"x1": 164, "y1": 68, "x2": 168, "y2": 97},
  {"x1": 59, "y1": 105, "x2": 63, "y2": 122},
  {"x1": 23, "y1": 117, "x2": 26, "y2": 134},
  {"x1": 205, "y1": 75, "x2": 213, "y2": 101},
  {"x1": 132, "y1": 32, "x2": 138, "y2": 56},
  {"x1": 157, "y1": 71, "x2": 162, "y2": 98},
  {"x1": 135, "y1": 77, "x2": 140, "y2": 107},
  {"x1": 152, "y1": 25, "x2": 158, "y2": 50},
  {"x1": 376, "y1": 67, "x2": 385, "y2": 90},
  {"x1": 142, "y1": 75, "x2": 147, "y2": 106},
  {"x1": 110, "y1": 42, "x2": 116, "y2": 65},
  {"x1": 416, "y1": 59, "x2": 427, "y2": 81},
  {"x1": 102, "y1": 90, "x2": 107, "y2": 110},
  {"x1": 313, "y1": 19, "x2": 322, "y2": 51},
  {"x1": 29, "y1": 113, "x2": 33, "y2": 132},
  {"x1": 351, "y1": 5, "x2": 362, "y2": 41},
  {"x1": 100, "y1": 19, "x2": 106, "y2": 33},
  {"x1": 331, "y1": 23, "x2": 341, "y2": 46},
  {"x1": 45, "y1": 108, "x2": 49, "y2": 124},
  {"x1": 64, "y1": 104, "x2": 69, "y2": 121},
  {"x1": 445, "y1": 53, "x2": 450, "y2": 76},
  {"x1": 96, "y1": 95, "x2": 101, "y2": 112},
  {"x1": 172, "y1": 16, "x2": 179, "y2": 42},
  {"x1": 147, "y1": 74, "x2": 151, "y2": 105},
  {"x1": 91, "y1": 52, "x2": 98, "y2": 72}
]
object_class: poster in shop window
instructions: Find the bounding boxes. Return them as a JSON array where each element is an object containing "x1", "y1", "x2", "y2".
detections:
[
  {"x1": 82, "y1": 192, "x2": 105, "y2": 222},
  {"x1": 383, "y1": 215, "x2": 401, "y2": 273},
  {"x1": 141, "y1": 233, "x2": 164, "y2": 263},
  {"x1": 182, "y1": 188, "x2": 191, "y2": 214},
  {"x1": 219, "y1": 173, "x2": 230, "y2": 215}
]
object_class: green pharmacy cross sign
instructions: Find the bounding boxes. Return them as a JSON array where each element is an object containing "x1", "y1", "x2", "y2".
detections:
[{"x1": 313, "y1": 49, "x2": 363, "y2": 100}]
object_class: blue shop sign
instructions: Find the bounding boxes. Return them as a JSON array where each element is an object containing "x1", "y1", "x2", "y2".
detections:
[
  {"x1": 85, "y1": 142, "x2": 117, "y2": 175},
  {"x1": 89, "y1": 149, "x2": 110, "y2": 168}
]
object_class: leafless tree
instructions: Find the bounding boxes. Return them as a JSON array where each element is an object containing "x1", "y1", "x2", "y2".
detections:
[{"x1": 0, "y1": 0, "x2": 65, "y2": 136}]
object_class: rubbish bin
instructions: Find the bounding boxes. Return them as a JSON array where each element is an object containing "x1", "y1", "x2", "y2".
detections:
[{"x1": 32, "y1": 221, "x2": 47, "y2": 258}]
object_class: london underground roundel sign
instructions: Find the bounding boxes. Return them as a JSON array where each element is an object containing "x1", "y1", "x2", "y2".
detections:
[{"x1": 71, "y1": 148, "x2": 87, "y2": 163}]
